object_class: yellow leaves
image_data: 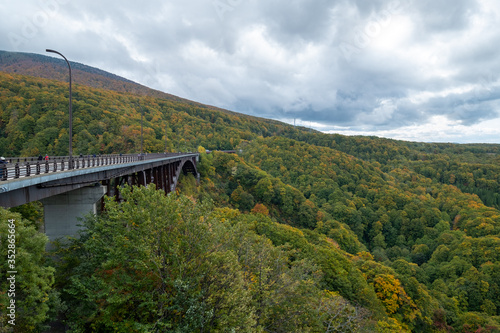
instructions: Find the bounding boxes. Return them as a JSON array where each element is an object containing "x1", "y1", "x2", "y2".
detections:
[
  {"x1": 373, "y1": 275, "x2": 402, "y2": 314},
  {"x1": 372, "y1": 274, "x2": 417, "y2": 318},
  {"x1": 280, "y1": 224, "x2": 304, "y2": 237},
  {"x1": 212, "y1": 207, "x2": 240, "y2": 221},
  {"x1": 355, "y1": 251, "x2": 375, "y2": 261},
  {"x1": 480, "y1": 280, "x2": 490, "y2": 295},
  {"x1": 247, "y1": 272, "x2": 259, "y2": 286},
  {"x1": 467, "y1": 200, "x2": 483, "y2": 209},
  {"x1": 323, "y1": 289, "x2": 340, "y2": 298},
  {"x1": 377, "y1": 317, "x2": 410, "y2": 333}
]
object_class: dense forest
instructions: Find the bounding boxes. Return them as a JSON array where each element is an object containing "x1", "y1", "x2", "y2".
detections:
[{"x1": 1, "y1": 63, "x2": 500, "y2": 332}]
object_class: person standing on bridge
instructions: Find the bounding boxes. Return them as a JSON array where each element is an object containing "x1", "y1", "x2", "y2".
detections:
[
  {"x1": 0, "y1": 157, "x2": 7, "y2": 181},
  {"x1": 45, "y1": 154, "x2": 49, "y2": 161}
]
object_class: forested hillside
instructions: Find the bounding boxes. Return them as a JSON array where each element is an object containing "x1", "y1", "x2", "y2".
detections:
[
  {"x1": 1, "y1": 63, "x2": 500, "y2": 332},
  {"x1": 284, "y1": 132, "x2": 500, "y2": 210},
  {"x1": 0, "y1": 71, "x2": 292, "y2": 157}
]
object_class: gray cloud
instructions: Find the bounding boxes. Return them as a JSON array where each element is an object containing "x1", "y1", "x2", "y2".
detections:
[
  {"x1": 1, "y1": 0, "x2": 500, "y2": 142},
  {"x1": 413, "y1": 0, "x2": 479, "y2": 33}
]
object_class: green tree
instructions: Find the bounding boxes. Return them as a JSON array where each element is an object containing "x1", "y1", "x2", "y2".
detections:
[
  {"x1": 58, "y1": 185, "x2": 256, "y2": 332},
  {"x1": 0, "y1": 208, "x2": 54, "y2": 332}
]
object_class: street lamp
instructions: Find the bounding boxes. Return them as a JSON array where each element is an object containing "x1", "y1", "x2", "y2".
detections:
[
  {"x1": 46, "y1": 49, "x2": 73, "y2": 169},
  {"x1": 141, "y1": 110, "x2": 143, "y2": 158},
  {"x1": 136, "y1": 103, "x2": 144, "y2": 159},
  {"x1": 165, "y1": 122, "x2": 168, "y2": 153}
]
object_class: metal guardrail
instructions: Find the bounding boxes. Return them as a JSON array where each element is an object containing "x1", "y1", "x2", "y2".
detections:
[{"x1": 0, "y1": 153, "x2": 190, "y2": 182}]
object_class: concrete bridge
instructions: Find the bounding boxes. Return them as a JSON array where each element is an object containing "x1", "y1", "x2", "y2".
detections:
[{"x1": 0, "y1": 153, "x2": 199, "y2": 241}]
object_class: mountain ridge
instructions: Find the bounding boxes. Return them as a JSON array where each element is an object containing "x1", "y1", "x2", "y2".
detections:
[{"x1": 0, "y1": 50, "x2": 269, "y2": 121}]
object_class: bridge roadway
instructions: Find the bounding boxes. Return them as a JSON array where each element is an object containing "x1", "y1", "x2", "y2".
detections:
[
  {"x1": 0, "y1": 153, "x2": 199, "y2": 243},
  {"x1": 0, "y1": 153, "x2": 199, "y2": 208}
]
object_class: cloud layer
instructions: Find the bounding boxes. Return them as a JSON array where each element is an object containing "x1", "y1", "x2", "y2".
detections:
[{"x1": 1, "y1": 0, "x2": 499, "y2": 142}]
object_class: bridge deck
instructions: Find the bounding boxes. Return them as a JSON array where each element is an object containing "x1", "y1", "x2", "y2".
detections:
[
  {"x1": 1, "y1": 153, "x2": 184, "y2": 182},
  {"x1": 0, "y1": 153, "x2": 199, "y2": 207}
]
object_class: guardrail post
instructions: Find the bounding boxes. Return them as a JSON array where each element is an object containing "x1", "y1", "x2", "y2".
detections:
[
  {"x1": 26, "y1": 162, "x2": 31, "y2": 177},
  {"x1": 45, "y1": 161, "x2": 49, "y2": 173},
  {"x1": 53, "y1": 160, "x2": 57, "y2": 172}
]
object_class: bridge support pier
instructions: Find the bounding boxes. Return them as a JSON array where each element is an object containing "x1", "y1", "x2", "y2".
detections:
[{"x1": 41, "y1": 185, "x2": 106, "y2": 243}]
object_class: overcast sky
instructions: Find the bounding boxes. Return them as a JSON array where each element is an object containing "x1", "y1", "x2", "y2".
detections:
[{"x1": 1, "y1": 0, "x2": 500, "y2": 143}]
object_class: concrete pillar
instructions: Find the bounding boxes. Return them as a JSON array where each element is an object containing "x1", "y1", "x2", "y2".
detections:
[
  {"x1": 138, "y1": 171, "x2": 146, "y2": 187},
  {"x1": 41, "y1": 185, "x2": 106, "y2": 242},
  {"x1": 162, "y1": 165, "x2": 168, "y2": 191},
  {"x1": 113, "y1": 177, "x2": 120, "y2": 200}
]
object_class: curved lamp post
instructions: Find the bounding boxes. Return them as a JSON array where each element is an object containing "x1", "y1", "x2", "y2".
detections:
[
  {"x1": 136, "y1": 103, "x2": 144, "y2": 159},
  {"x1": 46, "y1": 49, "x2": 73, "y2": 169}
]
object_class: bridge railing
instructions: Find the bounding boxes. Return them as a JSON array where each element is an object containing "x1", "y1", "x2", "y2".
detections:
[{"x1": 0, "y1": 153, "x2": 191, "y2": 181}]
